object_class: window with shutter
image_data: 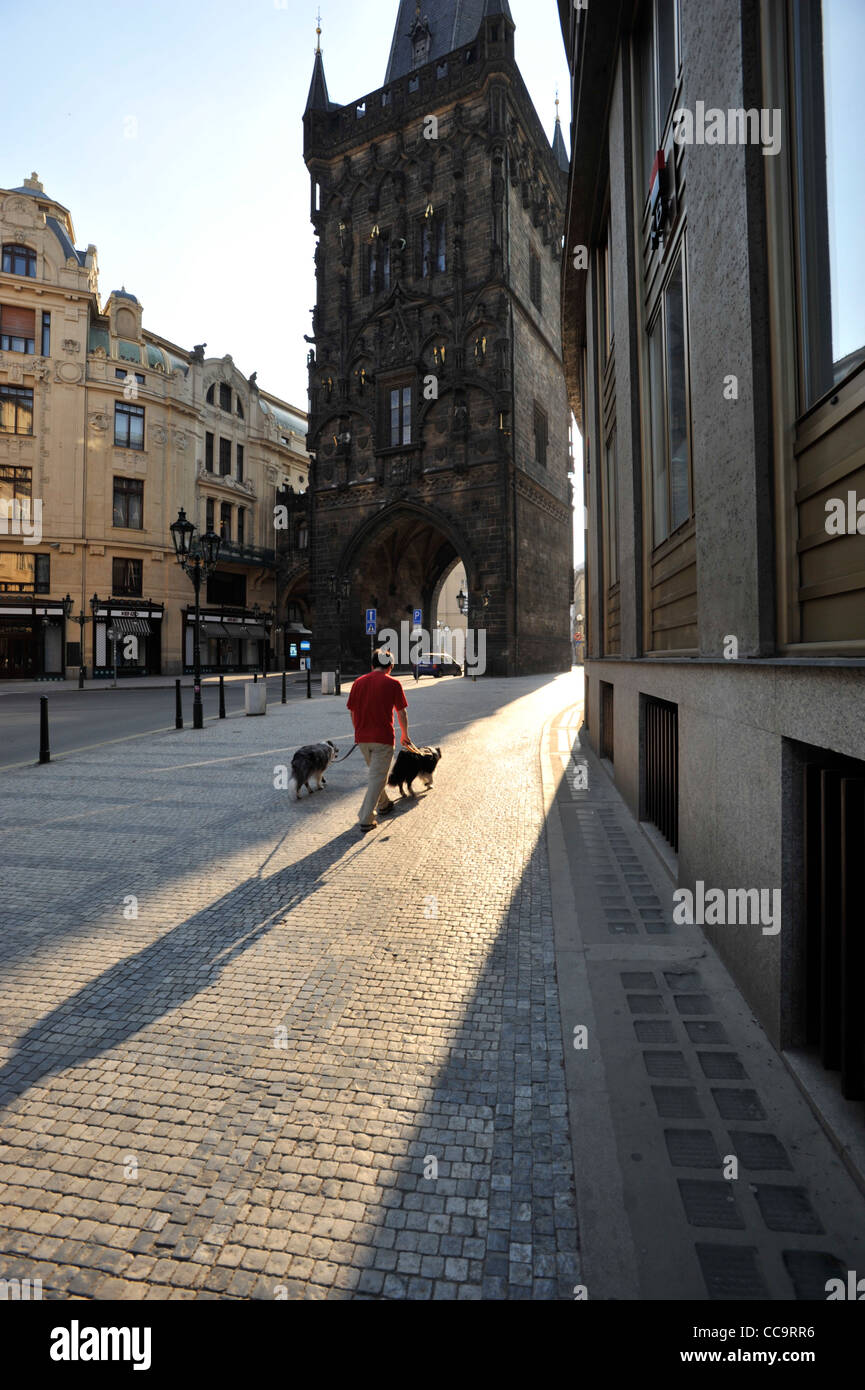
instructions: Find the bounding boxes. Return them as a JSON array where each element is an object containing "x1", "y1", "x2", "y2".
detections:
[{"x1": 0, "y1": 304, "x2": 36, "y2": 353}]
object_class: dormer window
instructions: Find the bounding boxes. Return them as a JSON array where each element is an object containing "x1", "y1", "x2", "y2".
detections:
[{"x1": 410, "y1": 15, "x2": 432, "y2": 70}]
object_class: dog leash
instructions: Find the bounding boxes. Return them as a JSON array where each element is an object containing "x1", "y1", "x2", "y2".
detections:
[{"x1": 334, "y1": 741, "x2": 421, "y2": 764}]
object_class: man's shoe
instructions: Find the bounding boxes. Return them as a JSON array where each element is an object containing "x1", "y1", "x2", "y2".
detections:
[
  {"x1": 359, "y1": 820, "x2": 378, "y2": 832},
  {"x1": 378, "y1": 800, "x2": 394, "y2": 816}
]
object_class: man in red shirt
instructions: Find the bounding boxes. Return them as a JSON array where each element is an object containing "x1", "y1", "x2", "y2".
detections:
[{"x1": 346, "y1": 647, "x2": 413, "y2": 830}]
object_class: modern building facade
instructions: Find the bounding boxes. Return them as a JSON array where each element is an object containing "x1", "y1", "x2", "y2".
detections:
[
  {"x1": 302, "y1": 0, "x2": 573, "y2": 676},
  {"x1": 558, "y1": 0, "x2": 865, "y2": 1135},
  {"x1": 0, "y1": 174, "x2": 308, "y2": 679}
]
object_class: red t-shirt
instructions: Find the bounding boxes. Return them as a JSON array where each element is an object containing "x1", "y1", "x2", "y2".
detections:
[{"x1": 347, "y1": 669, "x2": 408, "y2": 745}]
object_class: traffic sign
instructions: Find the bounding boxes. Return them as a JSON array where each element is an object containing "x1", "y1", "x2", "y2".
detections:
[
  {"x1": 365, "y1": 607, "x2": 377, "y2": 636},
  {"x1": 412, "y1": 608, "x2": 423, "y2": 627}
]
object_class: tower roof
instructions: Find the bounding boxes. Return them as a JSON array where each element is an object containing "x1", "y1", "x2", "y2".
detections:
[
  {"x1": 305, "y1": 49, "x2": 334, "y2": 113},
  {"x1": 552, "y1": 103, "x2": 570, "y2": 173},
  {"x1": 384, "y1": 0, "x2": 514, "y2": 85}
]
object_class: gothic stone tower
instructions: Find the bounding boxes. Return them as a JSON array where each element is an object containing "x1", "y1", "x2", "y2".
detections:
[{"x1": 303, "y1": 0, "x2": 573, "y2": 676}]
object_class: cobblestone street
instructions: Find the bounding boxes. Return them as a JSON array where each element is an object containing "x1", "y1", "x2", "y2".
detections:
[
  {"x1": 4, "y1": 669, "x2": 865, "y2": 1304},
  {"x1": 0, "y1": 674, "x2": 582, "y2": 1300}
]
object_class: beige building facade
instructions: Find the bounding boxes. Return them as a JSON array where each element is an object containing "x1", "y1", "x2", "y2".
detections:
[{"x1": 0, "y1": 174, "x2": 308, "y2": 680}]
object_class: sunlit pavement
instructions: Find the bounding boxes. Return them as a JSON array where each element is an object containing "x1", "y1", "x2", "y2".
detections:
[{"x1": 0, "y1": 672, "x2": 584, "y2": 1300}]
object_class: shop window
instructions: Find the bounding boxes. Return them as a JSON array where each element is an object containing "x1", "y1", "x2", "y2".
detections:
[
  {"x1": 0, "y1": 386, "x2": 34, "y2": 435},
  {"x1": 647, "y1": 249, "x2": 691, "y2": 544},
  {"x1": 1, "y1": 243, "x2": 36, "y2": 277},
  {"x1": 219, "y1": 437, "x2": 231, "y2": 476},
  {"x1": 113, "y1": 476, "x2": 143, "y2": 529},
  {"x1": 114, "y1": 401, "x2": 145, "y2": 450},
  {"x1": 0, "y1": 304, "x2": 36, "y2": 353},
  {"x1": 112, "y1": 557, "x2": 143, "y2": 596}
]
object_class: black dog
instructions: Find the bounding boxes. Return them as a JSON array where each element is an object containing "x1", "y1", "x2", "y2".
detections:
[{"x1": 388, "y1": 745, "x2": 442, "y2": 798}]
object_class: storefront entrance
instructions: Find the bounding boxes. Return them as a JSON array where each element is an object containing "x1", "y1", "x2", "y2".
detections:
[
  {"x1": 0, "y1": 605, "x2": 67, "y2": 679},
  {"x1": 0, "y1": 622, "x2": 37, "y2": 678}
]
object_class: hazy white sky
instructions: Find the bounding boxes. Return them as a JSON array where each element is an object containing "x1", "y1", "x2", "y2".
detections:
[{"x1": 4, "y1": 0, "x2": 581, "y2": 562}]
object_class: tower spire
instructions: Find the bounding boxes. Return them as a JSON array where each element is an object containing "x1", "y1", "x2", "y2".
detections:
[
  {"x1": 315, "y1": 7, "x2": 321, "y2": 53},
  {"x1": 552, "y1": 88, "x2": 570, "y2": 173},
  {"x1": 305, "y1": 12, "x2": 332, "y2": 114}
]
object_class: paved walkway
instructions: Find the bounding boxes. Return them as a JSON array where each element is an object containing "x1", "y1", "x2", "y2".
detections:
[
  {"x1": 0, "y1": 673, "x2": 580, "y2": 1300},
  {"x1": 2, "y1": 671, "x2": 863, "y2": 1301},
  {"x1": 547, "y1": 712, "x2": 865, "y2": 1300}
]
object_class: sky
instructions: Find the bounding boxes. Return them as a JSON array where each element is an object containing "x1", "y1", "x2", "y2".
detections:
[{"x1": 3, "y1": 0, "x2": 581, "y2": 562}]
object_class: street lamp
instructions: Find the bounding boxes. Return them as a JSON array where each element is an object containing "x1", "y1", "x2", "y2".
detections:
[{"x1": 171, "y1": 507, "x2": 222, "y2": 729}]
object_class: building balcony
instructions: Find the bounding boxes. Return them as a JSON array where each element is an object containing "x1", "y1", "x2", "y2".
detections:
[{"x1": 217, "y1": 539, "x2": 276, "y2": 568}]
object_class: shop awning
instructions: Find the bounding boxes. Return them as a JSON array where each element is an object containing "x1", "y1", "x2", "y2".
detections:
[
  {"x1": 285, "y1": 622, "x2": 312, "y2": 635},
  {"x1": 200, "y1": 622, "x2": 230, "y2": 639},
  {"x1": 111, "y1": 617, "x2": 151, "y2": 637},
  {"x1": 245, "y1": 623, "x2": 267, "y2": 639}
]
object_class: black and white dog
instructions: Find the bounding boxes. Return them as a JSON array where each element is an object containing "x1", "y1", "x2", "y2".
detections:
[
  {"x1": 388, "y1": 745, "x2": 442, "y2": 798},
  {"x1": 288, "y1": 741, "x2": 338, "y2": 799}
]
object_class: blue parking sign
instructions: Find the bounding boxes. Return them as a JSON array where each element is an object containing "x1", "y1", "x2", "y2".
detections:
[
  {"x1": 412, "y1": 609, "x2": 423, "y2": 627},
  {"x1": 365, "y1": 607, "x2": 377, "y2": 636}
]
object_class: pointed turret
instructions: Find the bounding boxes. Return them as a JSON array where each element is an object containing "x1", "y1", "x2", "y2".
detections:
[
  {"x1": 304, "y1": 15, "x2": 333, "y2": 113},
  {"x1": 552, "y1": 93, "x2": 570, "y2": 173}
]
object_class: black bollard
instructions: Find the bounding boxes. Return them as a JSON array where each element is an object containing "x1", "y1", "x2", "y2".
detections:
[
  {"x1": 306, "y1": 665, "x2": 312, "y2": 700},
  {"x1": 39, "y1": 696, "x2": 50, "y2": 764},
  {"x1": 175, "y1": 679, "x2": 183, "y2": 730},
  {"x1": 281, "y1": 670, "x2": 287, "y2": 704},
  {"x1": 336, "y1": 666, "x2": 341, "y2": 696},
  {"x1": 219, "y1": 674, "x2": 226, "y2": 719},
  {"x1": 78, "y1": 664, "x2": 84, "y2": 690},
  {"x1": 254, "y1": 672, "x2": 258, "y2": 684}
]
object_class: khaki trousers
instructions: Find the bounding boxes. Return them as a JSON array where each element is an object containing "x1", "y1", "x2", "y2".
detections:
[{"x1": 358, "y1": 742, "x2": 394, "y2": 824}]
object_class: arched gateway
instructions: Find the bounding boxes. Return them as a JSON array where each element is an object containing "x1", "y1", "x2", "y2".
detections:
[{"x1": 303, "y1": 0, "x2": 574, "y2": 677}]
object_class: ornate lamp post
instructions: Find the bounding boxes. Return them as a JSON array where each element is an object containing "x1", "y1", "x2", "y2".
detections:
[{"x1": 171, "y1": 507, "x2": 221, "y2": 730}]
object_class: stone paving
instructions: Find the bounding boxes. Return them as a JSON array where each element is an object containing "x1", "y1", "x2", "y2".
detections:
[{"x1": 0, "y1": 672, "x2": 581, "y2": 1300}]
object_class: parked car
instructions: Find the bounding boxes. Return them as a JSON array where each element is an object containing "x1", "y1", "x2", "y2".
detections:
[{"x1": 413, "y1": 653, "x2": 463, "y2": 679}]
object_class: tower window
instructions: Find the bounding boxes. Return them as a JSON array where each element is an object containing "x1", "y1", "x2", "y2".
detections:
[
  {"x1": 533, "y1": 403, "x2": 548, "y2": 468},
  {"x1": 420, "y1": 214, "x2": 446, "y2": 278},
  {"x1": 384, "y1": 383, "x2": 412, "y2": 448},
  {"x1": 530, "y1": 248, "x2": 542, "y2": 311},
  {"x1": 368, "y1": 230, "x2": 391, "y2": 294}
]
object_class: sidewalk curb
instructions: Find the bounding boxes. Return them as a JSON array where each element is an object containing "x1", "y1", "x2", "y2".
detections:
[{"x1": 540, "y1": 702, "x2": 641, "y2": 1301}]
